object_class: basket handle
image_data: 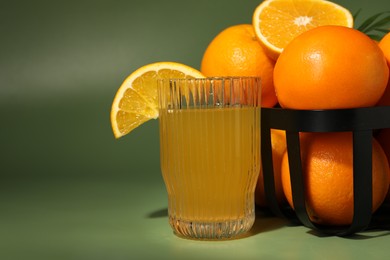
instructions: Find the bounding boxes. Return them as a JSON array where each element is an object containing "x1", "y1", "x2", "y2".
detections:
[{"x1": 260, "y1": 107, "x2": 384, "y2": 236}]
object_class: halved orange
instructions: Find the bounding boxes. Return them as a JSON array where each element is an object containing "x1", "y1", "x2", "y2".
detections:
[
  {"x1": 110, "y1": 62, "x2": 204, "y2": 138},
  {"x1": 252, "y1": 0, "x2": 354, "y2": 60}
]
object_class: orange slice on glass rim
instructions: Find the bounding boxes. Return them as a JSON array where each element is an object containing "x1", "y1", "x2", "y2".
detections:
[
  {"x1": 110, "y1": 62, "x2": 204, "y2": 138},
  {"x1": 252, "y1": 0, "x2": 354, "y2": 60}
]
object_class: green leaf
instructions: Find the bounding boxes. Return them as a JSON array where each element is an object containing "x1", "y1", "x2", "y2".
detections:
[
  {"x1": 356, "y1": 11, "x2": 390, "y2": 32},
  {"x1": 366, "y1": 34, "x2": 382, "y2": 41},
  {"x1": 362, "y1": 13, "x2": 390, "y2": 34},
  {"x1": 355, "y1": 10, "x2": 390, "y2": 40},
  {"x1": 374, "y1": 28, "x2": 390, "y2": 34},
  {"x1": 353, "y1": 9, "x2": 362, "y2": 21}
]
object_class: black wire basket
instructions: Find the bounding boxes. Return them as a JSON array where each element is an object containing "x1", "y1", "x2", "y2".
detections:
[{"x1": 260, "y1": 106, "x2": 390, "y2": 236}]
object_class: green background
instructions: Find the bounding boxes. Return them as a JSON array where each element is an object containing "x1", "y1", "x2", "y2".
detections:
[{"x1": 1, "y1": 0, "x2": 390, "y2": 259}]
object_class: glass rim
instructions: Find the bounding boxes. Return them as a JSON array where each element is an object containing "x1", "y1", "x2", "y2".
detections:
[{"x1": 157, "y1": 76, "x2": 261, "y2": 82}]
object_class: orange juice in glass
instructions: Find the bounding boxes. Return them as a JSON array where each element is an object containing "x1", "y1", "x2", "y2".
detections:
[{"x1": 158, "y1": 77, "x2": 261, "y2": 240}]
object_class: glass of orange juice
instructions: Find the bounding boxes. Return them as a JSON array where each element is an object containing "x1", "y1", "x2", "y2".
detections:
[{"x1": 158, "y1": 77, "x2": 261, "y2": 240}]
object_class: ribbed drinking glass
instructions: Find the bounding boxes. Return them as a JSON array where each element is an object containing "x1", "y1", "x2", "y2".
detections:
[{"x1": 158, "y1": 77, "x2": 261, "y2": 240}]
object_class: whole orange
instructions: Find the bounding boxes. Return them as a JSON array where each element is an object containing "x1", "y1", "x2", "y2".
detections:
[
  {"x1": 377, "y1": 32, "x2": 390, "y2": 106},
  {"x1": 379, "y1": 32, "x2": 390, "y2": 62},
  {"x1": 376, "y1": 129, "x2": 390, "y2": 201},
  {"x1": 256, "y1": 129, "x2": 286, "y2": 207},
  {"x1": 376, "y1": 32, "x2": 390, "y2": 201},
  {"x1": 274, "y1": 25, "x2": 389, "y2": 110},
  {"x1": 281, "y1": 132, "x2": 390, "y2": 226},
  {"x1": 200, "y1": 24, "x2": 278, "y2": 108}
]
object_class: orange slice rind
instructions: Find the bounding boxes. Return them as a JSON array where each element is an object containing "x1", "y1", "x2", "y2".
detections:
[{"x1": 110, "y1": 62, "x2": 204, "y2": 138}]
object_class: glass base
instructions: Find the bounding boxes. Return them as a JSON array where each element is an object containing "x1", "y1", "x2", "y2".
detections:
[{"x1": 169, "y1": 214, "x2": 255, "y2": 240}]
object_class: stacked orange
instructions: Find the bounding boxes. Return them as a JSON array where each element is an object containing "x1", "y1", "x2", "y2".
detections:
[
  {"x1": 281, "y1": 133, "x2": 389, "y2": 225},
  {"x1": 200, "y1": 24, "x2": 277, "y2": 108},
  {"x1": 376, "y1": 32, "x2": 390, "y2": 201},
  {"x1": 250, "y1": 1, "x2": 389, "y2": 225},
  {"x1": 249, "y1": 1, "x2": 390, "y2": 225}
]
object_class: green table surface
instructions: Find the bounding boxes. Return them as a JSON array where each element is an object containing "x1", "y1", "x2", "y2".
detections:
[
  {"x1": 2, "y1": 0, "x2": 390, "y2": 259},
  {"x1": 2, "y1": 171, "x2": 390, "y2": 260}
]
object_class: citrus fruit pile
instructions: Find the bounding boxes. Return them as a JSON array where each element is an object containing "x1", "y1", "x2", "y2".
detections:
[{"x1": 110, "y1": 0, "x2": 390, "y2": 226}]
